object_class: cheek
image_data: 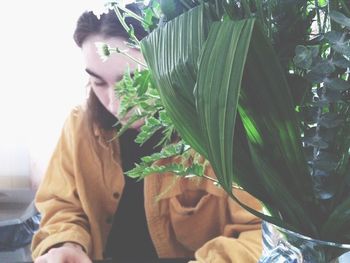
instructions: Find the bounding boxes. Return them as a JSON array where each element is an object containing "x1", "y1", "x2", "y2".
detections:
[
  {"x1": 92, "y1": 86, "x2": 120, "y2": 115},
  {"x1": 92, "y1": 86, "x2": 108, "y2": 107}
]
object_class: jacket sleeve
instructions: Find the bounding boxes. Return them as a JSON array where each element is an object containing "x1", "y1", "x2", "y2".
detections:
[
  {"x1": 193, "y1": 190, "x2": 262, "y2": 263},
  {"x1": 31, "y1": 108, "x2": 92, "y2": 259}
]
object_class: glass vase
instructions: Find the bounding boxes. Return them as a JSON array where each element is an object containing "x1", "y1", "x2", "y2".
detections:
[{"x1": 258, "y1": 221, "x2": 350, "y2": 263}]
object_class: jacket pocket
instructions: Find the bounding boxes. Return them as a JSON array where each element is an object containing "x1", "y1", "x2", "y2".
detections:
[{"x1": 169, "y1": 190, "x2": 226, "y2": 251}]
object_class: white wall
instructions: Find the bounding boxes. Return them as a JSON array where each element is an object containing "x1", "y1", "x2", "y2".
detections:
[{"x1": 0, "y1": 1, "x2": 95, "y2": 188}]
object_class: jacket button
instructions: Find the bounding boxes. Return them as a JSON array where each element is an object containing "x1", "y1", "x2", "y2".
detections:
[
  {"x1": 106, "y1": 216, "x2": 113, "y2": 224},
  {"x1": 113, "y1": 192, "x2": 120, "y2": 199}
]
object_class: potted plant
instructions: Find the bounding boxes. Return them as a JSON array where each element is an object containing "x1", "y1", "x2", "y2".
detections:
[{"x1": 98, "y1": 0, "x2": 350, "y2": 261}]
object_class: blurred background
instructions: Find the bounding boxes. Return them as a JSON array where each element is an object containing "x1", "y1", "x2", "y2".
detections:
[
  {"x1": 0, "y1": 1, "x2": 101, "y2": 261},
  {"x1": 0, "y1": 2, "x2": 141, "y2": 261},
  {"x1": 0, "y1": 1, "x2": 94, "y2": 190}
]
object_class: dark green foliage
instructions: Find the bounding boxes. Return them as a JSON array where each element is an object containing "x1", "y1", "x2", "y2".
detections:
[{"x1": 108, "y1": 0, "x2": 350, "y2": 248}]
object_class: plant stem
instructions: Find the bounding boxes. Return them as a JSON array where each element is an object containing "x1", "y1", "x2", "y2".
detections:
[
  {"x1": 113, "y1": 5, "x2": 141, "y2": 47},
  {"x1": 112, "y1": 47, "x2": 148, "y2": 68},
  {"x1": 201, "y1": 174, "x2": 243, "y2": 190},
  {"x1": 117, "y1": 4, "x2": 151, "y2": 25}
]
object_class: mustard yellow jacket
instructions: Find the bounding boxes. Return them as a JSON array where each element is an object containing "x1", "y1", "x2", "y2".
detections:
[{"x1": 31, "y1": 105, "x2": 262, "y2": 262}]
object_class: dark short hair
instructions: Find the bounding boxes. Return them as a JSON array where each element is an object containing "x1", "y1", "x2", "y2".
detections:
[{"x1": 74, "y1": 4, "x2": 147, "y2": 130}]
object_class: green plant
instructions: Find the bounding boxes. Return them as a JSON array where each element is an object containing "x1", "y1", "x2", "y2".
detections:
[{"x1": 100, "y1": 0, "x2": 350, "y2": 254}]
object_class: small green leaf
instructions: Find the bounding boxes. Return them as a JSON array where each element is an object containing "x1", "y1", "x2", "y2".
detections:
[
  {"x1": 330, "y1": 10, "x2": 350, "y2": 28},
  {"x1": 140, "y1": 142, "x2": 185, "y2": 163},
  {"x1": 317, "y1": 0, "x2": 328, "y2": 7},
  {"x1": 310, "y1": 60, "x2": 336, "y2": 75},
  {"x1": 135, "y1": 70, "x2": 152, "y2": 96},
  {"x1": 311, "y1": 152, "x2": 339, "y2": 172},
  {"x1": 142, "y1": 0, "x2": 161, "y2": 31},
  {"x1": 309, "y1": 45, "x2": 320, "y2": 58},
  {"x1": 332, "y1": 54, "x2": 350, "y2": 69},
  {"x1": 293, "y1": 45, "x2": 313, "y2": 69},
  {"x1": 159, "y1": 110, "x2": 173, "y2": 126},
  {"x1": 135, "y1": 116, "x2": 162, "y2": 145},
  {"x1": 185, "y1": 163, "x2": 205, "y2": 177},
  {"x1": 306, "y1": 71, "x2": 325, "y2": 83},
  {"x1": 324, "y1": 78, "x2": 350, "y2": 91},
  {"x1": 303, "y1": 135, "x2": 329, "y2": 149},
  {"x1": 325, "y1": 31, "x2": 350, "y2": 57},
  {"x1": 323, "y1": 89, "x2": 343, "y2": 103},
  {"x1": 332, "y1": 43, "x2": 350, "y2": 57},
  {"x1": 318, "y1": 112, "x2": 343, "y2": 128},
  {"x1": 324, "y1": 31, "x2": 343, "y2": 45},
  {"x1": 127, "y1": 163, "x2": 187, "y2": 179}
]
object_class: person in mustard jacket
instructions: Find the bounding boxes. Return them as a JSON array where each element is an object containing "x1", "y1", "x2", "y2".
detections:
[{"x1": 32, "y1": 4, "x2": 262, "y2": 263}]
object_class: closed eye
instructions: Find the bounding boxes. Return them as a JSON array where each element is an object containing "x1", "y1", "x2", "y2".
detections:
[
  {"x1": 85, "y1": 68, "x2": 107, "y2": 87},
  {"x1": 93, "y1": 80, "x2": 107, "y2": 87}
]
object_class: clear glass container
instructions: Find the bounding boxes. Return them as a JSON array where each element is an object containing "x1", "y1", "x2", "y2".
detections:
[{"x1": 258, "y1": 221, "x2": 350, "y2": 263}]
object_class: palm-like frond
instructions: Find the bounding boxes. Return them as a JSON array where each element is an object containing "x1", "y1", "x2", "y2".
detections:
[
  {"x1": 141, "y1": 5, "x2": 210, "y2": 157},
  {"x1": 139, "y1": 0, "x2": 350, "y2": 243},
  {"x1": 141, "y1": 3, "x2": 320, "y2": 235}
]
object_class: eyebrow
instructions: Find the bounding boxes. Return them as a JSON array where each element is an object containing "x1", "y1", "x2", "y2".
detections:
[
  {"x1": 85, "y1": 68, "x2": 104, "y2": 81},
  {"x1": 85, "y1": 68, "x2": 133, "y2": 83}
]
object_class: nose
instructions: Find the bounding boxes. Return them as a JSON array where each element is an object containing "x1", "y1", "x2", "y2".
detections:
[{"x1": 108, "y1": 85, "x2": 120, "y2": 116}]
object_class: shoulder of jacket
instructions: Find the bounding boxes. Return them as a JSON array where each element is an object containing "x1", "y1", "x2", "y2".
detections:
[
  {"x1": 63, "y1": 103, "x2": 92, "y2": 137},
  {"x1": 70, "y1": 103, "x2": 87, "y2": 120}
]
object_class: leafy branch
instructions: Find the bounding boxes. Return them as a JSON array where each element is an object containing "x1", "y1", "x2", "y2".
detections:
[{"x1": 99, "y1": 0, "x2": 350, "y2": 246}]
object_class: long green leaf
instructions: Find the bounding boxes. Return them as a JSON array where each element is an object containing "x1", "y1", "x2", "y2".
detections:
[
  {"x1": 237, "y1": 21, "x2": 318, "y2": 235},
  {"x1": 141, "y1": 2, "x2": 318, "y2": 237},
  {"x1": 141, "y1": 5, "x2": 286, "y2": 228},
  {"x1": 141, "y1": 5, "x2": 211, "y2": 157},
  {"x1": 195, "y1": 17, "x2": 317, "y2": 236},
  {"x1": 195, "y1": 18, "x2": 253, "y2": 194},
  {"x1": 322, "y1": 196, "x2": 350, "y2": 241}
]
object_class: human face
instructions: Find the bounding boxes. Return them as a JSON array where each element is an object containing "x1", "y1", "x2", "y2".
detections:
[{"x1": 82, "y1": 35, "x2": 144, "y2": 128}]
